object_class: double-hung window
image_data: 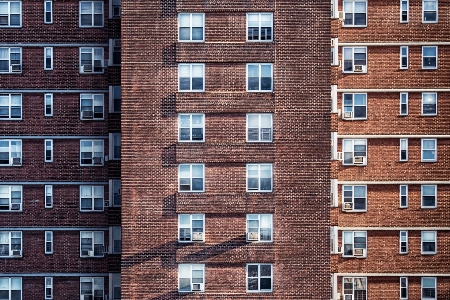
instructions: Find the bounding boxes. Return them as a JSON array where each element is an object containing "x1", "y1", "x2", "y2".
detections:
[
  {"x1": 247, "y1": 63, "x2": 273, "y2": 92},
  {"x1": 400, "y1": 185, "x2": 408, "y2": 208},
  {"x1": 422, "y1": 46, "x2": 437, "y2": 69},
  {"x1": 342, "y1": 185, "x2": 366, "y2": 211},
  {"x1": 246, "y1": 214, "x2": 273, "y2": 242},
  {"x1": 45, "y1": 231, "x2": 53, "y2": 254},
  {"x1": 80, "y1": 231, "x2": 104, "y2": 257},
  {"x1": 0, "y1": 47, "x2": 21, "y2": 73},
  {"x1": 400, "y1": 92, "x2": 408, "y2": 115},
  {"x1": 0, "y1": 1, "x2": 21, "y2": 27},
  {"x1": 178, "y1": 164, "x2": 204, "y2": 192},
  {"x1": 247, "y1": 13, "x2": 273, "y2": 41},
  {"x1": 421, "y1": 185, "x2": 436, "y2": 208},
  {"x1": 44, "y1": 1, "x2": 52, "y2": 24},
  {"x1": 45, "y1": 277, "x2": 53, "y2": 299},
  {"x1": 343, "y1": 277, "x2": 367, "y2": 300},
  {"x1": 342, "y1": 93, "x2": 366, "y2": 119},
  {"x1": 0, "y1": 278, "x2": 21, "y2": 299},
  {"x1": 0, "y1": 140, "x2": 21, "y2": 166},
  {"x1": 421, "y1": 139, "x2": 436, "y2": 162},
  {"x1": 109, "y1": 86, "x2": 121, "y2": 113},
  {"x1": 422, "y1": 0, "x2": 437, "y2": 23},
  {"x1": 109, "y1": 179, "x2": 121, "y2": 207},
  {"x1": 79, "y1": 47, "x2": 104, "y2": 73},
  {"x1": 178, "y1": 264, "x2": 205, "y2": 292},
  {"x1": 45, "y1": 185, "x2": 53, "y2": 208},
  {"x1": 343, "y1": 231, "x2": 367, "y2": 257},
  {"x1": 246, "y1": 164, "x2": 273, "y2": 192},
  {"x1": 247, "y1": 264, "x2": 273, "y2": 292},
  {"x1": 79, "y1": 1, "x2": 104, "y2": 27},
  {"x1": 80, "y1": 140, "x2": 104, "y2": 166},
  {"x1": 343, "y1": 0, "x2": 367, "y2": 27},
  {"x1": 400, "y1": 139, "x2": 408, "y2": 161},
  {"x1": 178, "y1": 64, "x2": 205, "y2": 92},
  {"x1": 422, "y1": 277, "x2": 436, "y2": 299},
  {"x1": 44, "y1": 47, "x2": 53, "y2": 70},
  {"x1": 342, "y1": 139, "x2": 367, "y2": 165},
  {"x1": 44, "y1": 139, "x2": 53, "y2": 163},
  {"x1": 247, "y1": 114, "x2": 273, "y2": 142},
  {"x1": 178, "y1": 114, "x2": 205, "y2": 142},
  {"x1": 422, "y1": 93, "x2": 437, "y2": 115},
  {"x1": 44, "y1": 93, "x2": 53, "y2": 116},
  {"x1": 178, "y1": 13, "x2": 204, "y2": 42},
  {"x1": 0, "y1": 231, "x2": 21, "y2": 257},
  {"x1": 400, "y1": 277, "x2": 408, "y2": 299},
  {"x1": 109, "y1": 39, "x2": 121, "y2": 65},
  {"x1": 400, "y1": 46, "x2": 408, "y2": 69},
  {"x1": 343, "y1": 47, "x2": 367, "y2": 73},
  {"x1": 80, "y1": 186, "x2": 104, "y2": 211},
  {"x1": 109, "y1": 133, "x2": 121, "y2": 160},
  {"x1": 80, "y1": 277, "x2": 104, "y2": 299},
  {"x1": 422, "y1": 231, "x2": 437, "y2": 254},
  {"x1": 110, "y1": 226, "x2": 122, "y2": 254},
  {"x1": 400, "y1": 0, "x2": 409, "y2": 22},
  {"x1": 178, "y1": 214, "x2": 205, "y2": 243},
  {"x1": 110, "y1": 0, "x2": 121, "y2": 18},
  {"x1": 0, "y1": 185, "x2": 22, "y2": 211},
  {"x1": 400, "y1": 231, "x2": 408, "y2": 254},
  {"x1": 0, "y1": 94, "x2": 21, "y2": 119}
]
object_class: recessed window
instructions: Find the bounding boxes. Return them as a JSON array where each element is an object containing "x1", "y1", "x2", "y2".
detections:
[
  {"x1": 0, "y1": 94, "x2": 21, "y2": 119},
  {"x1": 246, "y1": 164, "x2": 273, "y2": 192},
  {"x1": 0, "y1": 278, "x2": 22, "y2": 299},
  {"x1": 400, "y1": 46, "x2": 408, "y2": 69},
  {"x1": 45, "y1": 185, "x2": 53, "y2": 208},
  {"x1": 80, "y1": 277, "x2": 104, "y2": 299},
  {"x1": 178, "y1": 13, "x2": 204, "y2": 42},
  {"x1": 343, "y1": 277, "x2": 367, "y2": 300},
  {"x1": 400, "y1": 277, "x2": 408, "y2": 299},
  {"x1": 246, "y1": 264, "x2": 273, "y2": 292},
  {"x1": 178, "y1": 164, "x2": 204, "y2": 192},
  {"x1": 0, "y1": 185, "x2": 22, "y2": 211},
  {"x1": 80, "y1": 231, "x2": 104, "y2": 257},
  {"x1": 246, "y1": 114, "x2": 273, "y2": 142},
  {"x1": 109, "y1": 179, "x2": 121, "y2": 207},
  {"x1": 422, "y1": 0, "x2": 437, "y2": 23},
  {"x1": 0, "y1": 231, "x2": 22, "y2": 257},
  {"x1": 45, "y1": 231, "x2": 53, "y2": 254},
  {"x1": 421, "y1": 185, "x2": 436, "y2": 208},
  {"x1": 342, "y1": 93, "x2": 366, "y2": 119},
  {"x1": 110, "y1": 226, "x2": 122, "y2": 254},
  {"x1": 342, "y1": 139, "x2": 367, "y2": 165},
  {"x1": 80, "y1": 186, "x2": 104, "y2": 211},
  {"x1": 80, "y1": 140, "x2": 104, "y2": 166},
  {"x1": 109, "y1": 86, "x2": 121, "y2": 113},
  {"x1": 45, "y1": 277, "x2": 53, "y2": 299},
  {"x1": 400, "y1": 139, "x2": 408, "y2": 161},
  {"x1": 44, "y1": 139, "x2": 53, "y2": 163},
  {"x1": 247, "y1": 63, "x2": 273, "y2": 92},
  {"x1": 79, "y1": 47, "x2": 104, "y2": 73},
  {"x1": 399, "y1": 231, "x2": 408, "y2": 254},
  {"x1": 343, "y1": 0, "x2": 367, "y2": 27},
  {"x1": 421, "y1": 139, "x2": 436, "y2": 162},
  {"x1": 109, "y1": 0, "x2": 121, "y2": 18},
  {"x1": 44, "y1": 47, "x2": 53, "y2": 70},
  {"x1": 246, "y1": 214, "x2": 273, "y2": 242},
  {"x1": 178, "y1": 214, "x2": 205, "y2": 243},
  {"x1": 178, "y1": 64, "x2": 205, "y2": 92},
  {"x1": 109, "y1": 39, "x2": 121, "y2": 65},
  {"x1": 400, "y1": 92, "x2": 408, "y2": 115},
  {"x1": 247, "y1": 13, "x2": 273, "y2": 41},
  {"x1": 178, "y1": 114, "x2": 205, "y2": 142},
  {"x1": 422, "y1": 46, "x2": 437, "y2": 69},
  {"x1": 421, "y1": 231, "x2": 437, "y2": 254},
  {"x1": 421, "y1": 277, "x2": 436, "y2": 299},
  {"x1": 400, "y1": 0, "x2": 409, "y2": 22},
  {"x1": 400, "y1": 185, "x2": 408, "y2": 208},
  {"x1": 343, "y1": 47, "x2": 367, "y2": 73},
  {"x1": 0, "y1": 1, "x2": 21, "y2": 27},
  {"x1": 109, "y1": 133, "x2": 121, "y2": 160},
  {"x1": 178, "y1": 264, "x2": 205, "y2": 292},
  {"x1": 343, "y1": 231, "x2": 367, "y2": 257},
  {"x1": 44, "y1": 1, "x2": 52, "y2": 24},
  {"x1": 44, "y1": 93, "x2": 53, "y2": 116},
  {"x1": 342, "y1": 185, "x2": 366, "y2": 212},
  {"x1": 79, "y1": 1, "x2": 104, "y2": 27},
  {"x1": 0, "y1": 47, "x2": 21, "y2": 73}
]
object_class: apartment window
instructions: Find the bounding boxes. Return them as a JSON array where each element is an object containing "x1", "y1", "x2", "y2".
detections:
[
  {"x1": 44, "y1": 47, "x2": 53, "y2": 70},
  {"x1": 44, "y1": 139, "x2": 53, "y2": 163},
  {"x1": 178, "y1": 114, "x2": 204, "y2": 142},
  {"x1": 247, "y1": 164, "x2": 273, "y2": 192},
  {"x1": 247, "y1": 114, "x2": 273, "y2": 142},
  {"x1": 79, "y1": 47, "x2": 104, "y2": 73},
  {"x1": 80, "y1": 140, "x2": 104, "y2": 166},
  {"x1": 110, "y1": 0, "x2": 121, "y2": 18},
  {"x1": 80, "y1": 277, "x2": 104, "y2": 299},
  {"x1": 178, "y1": 214, "x2": 205, "y2": 243},
  {"x1": 0, "y1": 140, "x2": 21, "y2": 166},
  {"x1": 421, "y1": 185, "x2": 436, "y2": 208},
  {"x1": 343, "y1": 0, "x2": 367, "y2": 26},
  {"x1": 400, "y1": 0, "x2": 409, "y2": 22},
  {"x1": 246, "y1": 214, "x2": 273, "y2": 242},
  {"x1": 45, "y1": 185, "x2": 53, "y2": 208},
  {"x1": 247, "y1": 264, "x2": 272, "y2": 292},
  {"x1": 0, "y1": 278, "x2": 21, "y2": 300},
  {"x1": 247, "y1": 13, "x2": 273, "y2": 41},
  {"x1": 178, "y1": 63, "x2": 205, "y2": 92},
  {"x1": 422, "y1": 93, "x2": 437, "y2": 115},
  {"x1": 110, "y1": 226, "x2": 122, "y2": 254},
  {"x1": 343, "y1": 231, "x2": 367, "y2": 257},
  {"x1": 109, "y1": 133, "x2": 121, "y2": 160},
  {"x1": 0, "y1": 1, "x2": 21, "y2": 27},
  {"x1": 343, "y1": 277, "x2": 367, "y2": 300},
  {"x1": 342, "y1": 139, "x2": 367, "y2": 165},
  {"x1": 109, "y1": 39, "x2": 121, "y2": 65},
  {"x1": 44, "y1": 1, "x2": 52, "y2": 24},
  {"x1": 0, "y1": 185, "x2": 22, "y2": 211},
  {"x1": 400, "y1": 46, "x2": 408, "y2": 69},
  {"x1": 421, "y1": 139, "x2": 436, "y2": 162},
  {"x1": 79, "y1": 1, "x2": 103, "y2": 27},
  {"x1": 45, "y1": 277, "x2": 53, "y2": 299},
  {"x1": 343, "y1": 47, "x2": 367, "y2": 73},
  {"x1": 80, "y1": 186, "x2": 104, "y2": 211},
  {"x1": 342, "y1": 93, "x2": 366, "y2": 119},
  {"x1": 44, "y1": 93, "x2": 53, "y2": 116},
  {"x1": 247, "y1": 63, "x2": 273, "y2": 92},
  {"x1": 400, "y1": 231, "x2": 408, "y2": 254},
  {"x1": 342, "y1": 185, "x2": 366, "y2": 211},
  {"x1": 178, "y1": 164, "x2": 204, "y2": 192},
  {"x1": 400, "y1": 277, "x2": 408, "y2": 299},
  {"x1": 422, "y1": 46, "x2": 437, "y2": 69},
  {"x1": 0, "y1": 231, "x2": 21, "y2": 257},
  {"x1": 178, "y1": 264, "x2": 205, "y2": 292},
  {"x1": 400, "y1": 92, "x2": 408, "y2": 115},
  {"x1": 400, "y1": 185, "x2": 408, "y2": 208},
  {"x1": 400, "y1": 139, "x2": 408, "y2": 161},
  {"x1": 0, "y1": 94, "x2": 21, "y2": 119},
  {"x1": 109, "y1": 179, "x2": 121, "y2": 207},
  {"x1": 109, "y1": 86, "x2": 121, "y2": 113},
  {"x1": 422, "y1": 0, "x2": 437, "y2": 23},
  {"x1": 422, "y1": 231, "x2": 437, "y2": 254},
  {"x1": 44, "y1": 231, "x2": 53, "y2": 254},
  {"x1": 0, "y1": 47, "x2": 21, "y2": 73},
  {"x1": 422, "y1": 277, "x2": 436, "y2": 299},
  {"x1": 178, "y1": 13, "x2": 204, "y2": 42},
  {"x1": 331, "y1": 38, "x2": 338, "y2": 65},
  {"x1": 80, "y1": 231, "x2": 104, "y2": 257}
]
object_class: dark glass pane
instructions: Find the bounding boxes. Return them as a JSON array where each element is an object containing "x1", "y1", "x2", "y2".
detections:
[
  {"x1": 80, "y1": 15, "x2": 92, "y2": 26},
  {"x1": 191, "y1": 78, "x2": 203, "y2": 90},
  {"x1": 10, "y1": 15, "x2": 20, "y2": 26},
  {"x1": 0, "y1": 107, "x2": 8, "y2": 117},
  {"x1": 261, "y1": 77, "x2": 272, "y2": 90},
  {"x1": 0, "y1": 16, "x2": 7, "y2": 26},
  {"x1": 247, "y1": 178, "x2": 258, "y2": 190},
  {"x1": 179, "y1": 28, "x2": 190, "y2": 40},
  {"x1": 93, "y1": 14, "x2": 102, "y2": 26},
  {"x1": 423, "y1": 196, "x2": 435, "y2": 206},
  {"x1": 248, "y1": 78, "x2": 259, "y2": 90},
  {"x1": 354, "y1": 106, "x2": 366, "y2": 118},
  {"x1": 191, "y1": 128, "x2": 203, "y2": 140},
  {"x1": 179, "y1": 278, "x2": 190, "y2": 291},
  {"x1": 261, "y1": 27, "x2": 271, "y2": 40},
  {"x1": 401, "y1": 57, "x2": 407, "y2": 67},
  {"x1": 247, "y1": 265, "x2": 258, "y2": 277},
  {"x1": 0, "y1": 61, "x2": 9, "y2": 72},
  {"x1": 179, "y1": 128, "x2": 190, "y2": 140},
  {"x1": 113, "y1": 52, "x2": 121, "y2": 65},
  {"x1": 247, "y1": 278, "x2": 258, "y2": 290},
  {"x1": 424, "y1": 12, "x2": 436, "y2": 22},
  {"x1": 248, "y1": 27, "x2": 258, "y2": 40},
  {"x1": 354, "y1": 13, "x2": 366, "y2": 25},
  {"x1": 260, "y1": 178, "x2": 271, "y2": 191},
  {"x1": 354, "y1": 198, "x2": 366, "y2": 210},
  {"x1": 192, "y1": 27, "x2": 203, "y2": 40},
  {"x1": 343, "y1": 60, "x2": 353, "y2": 72},
  {"x1": 344, "y1": 14, "x2": 353, "y2": 25},
  {"x1": 191, "y1": 178, "x2": 203, "y2": 191},
  {"x1": 179, "y1": 78, "x2": 190, "y2": 90},
  {"x1": 423, "y1": 57, "x2": 436, "y2": 68},
  {"x1": 260, "y1": 278, "x2": 271, "y2": 290}
]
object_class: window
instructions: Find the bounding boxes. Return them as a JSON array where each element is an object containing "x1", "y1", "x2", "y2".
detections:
[
  {"x1": 110, "y1": 0, "x2": 121, "y2": 18},
  {"x1": 421, "y1": 139, "x2": 436, "y2": 162},
  {"x1": 246, "y1": 164, "x2": 273, "y2": 192},
  {"x1": 343, "y1": 0, "x2": 367, "y2": 27},
  {"x1": 342, "y1": 139, "x2": 367, "y2": 165},
  {"x1": 247, "y1": 13, "x2": 273, "y2": 41},
  {"x1": 247, "y1": 114, "x2": 273, "y2": 142},
  {"x1": 44, "y1": 1, "x2": 52, "y2": 24},
  {"x1": 342, "y1": 185, "x2": 366, "y2": 211},
  {"x1": 422, "y1": 46, "x2": 437, "y2": 69},
  {"x1": 44, "y1": 93, "x2": 53, "y2": 116},
  {"x1": 343, "y1": 277, "x2": 367, "y2": 300},
  {"x1": 400, "y1": 46, "x2": 408, "y2": 69},
  {"x1": 421, "y1": 185, "x2": 436, "y2": 208},
  {"x1": 178, "y1": 13, "x2": 204, "y2": 42},
  {"x1": 0, "y1": 140, "x2": 21, "y2": 166},
  {"x1": 110, "y1": 226, "x2": 122, "y2": 254},
  {"x1": 0, "y1": 278, "x2": 21, "y2": 300},
  {"x1": 247, "y1": 63, "x2": 273, "y2": 92},
  {"x1": 246, "y1": 214, "x2": 273, "y2": 242},
  {"x1": 178, "y1": 64, "x2": 204, "y2": 92},
  {"x1": 400, "y1": 0, "x2": 409, "y2": 22},
  {"x1": 80, "y1": 140, "x2": 104, "y2": 166},
  {"x1": 109, "y1": 133, "x2": 121, "y2": 160},
  {"x1": 43, "y1": 47, "x2": 53, "y2": 70},
  {"x1": 80, "y1": 186, "x2": 104, "y2": 211},
  {"x1": 0, "y1": 94, "x2": 21, "y2": 119},
  {"x1": 45, "y1": 185, "x2": 53, "y2": 208},
  {"x1": 109, "y1": 39, "x2": 121, "y2": 65},
  {"x1": 400, "y1": 92, "x2": 408, "y2": 115},
  {"x1": 0, "y1": 231, "x2": 21, "y2": 257},
  {"x1": 331, "y1": 38, "x2": 339, "y2": 66},
  {"x1": 79, "y1": 1, "x2": 103, "y2": 27},
  {"x1": 0, "y1": 1, "x2": 21, "y2": 27},
  {"x1": 343, "y1": 47, "x2": 367, "y2": 73},
  {"x1": 422, "y1": 93, "x2": 437, "y2": 115},
  {"x1": 44, "y1": 139, "x2": 53, "y2": 163},
  {"x1": 80, "y1": 231, "x2": 104, "y2": 257},
  {"x1": 343, "y1": 231, "x2": 367, "y2": 257},
  {"x1": 246, "y1": 264, "x2": 272, "y2": 292},
  {"x1": 422, "y1": 0, "x2": 437, "y2": 23},
  {"x1": 45, "y1": 277, "x2": 53, "y2": 299},
  {"x1": 400, "y1": 185, "x2": 408, "y2": 208},
  {"x1": 422, "y1": 277, "x2": 436, "y2": 300},
  {"x1": 79, "y1": 47, "x2": 104, "y2": 73},
  {"x1": 0, "y1": 185, "x2": 22, "y2": 211},
  {"x1": 0, "y1": 47, "x2": 21, "y2": 73},
  {"x1": 422, "y1": 231, "x2": 437, "y2": 255},
  {"x1": 400, "y1": 139, "x2": 408, "y2": 161},
  {"x1": 400, "y1": 231, "x2": 408, "y2": 254},
  {"x1": 178, "y1": 114, "x2": 204, "y2": 142},
  {"x1": 80, "y1": 277, "x2": 104, "y2": 299},
  {"x1": 178, "y1": 164, "x2": 204, "y2": 192},
  {"x1": 178, "y1": 264, "x2": 205, "y2": 292},
  {"x1": 178, "y1": 214, "x2": 205, "y2": 243},
  {"x1": 45, "y1": 231, "x2": 53, "y2": 254},
  {"x1": 109, "y1": 86, "x2": 121, "y2": 113},
  {"x1": 400, "y1": 277, "x2": 408, "y2": 299},
  {"x1": 342, "y1": 93, "x2": 366, "y2": 119},
  {"x1": 109, "y1": 179, "x2": 121, "y2": 207}
]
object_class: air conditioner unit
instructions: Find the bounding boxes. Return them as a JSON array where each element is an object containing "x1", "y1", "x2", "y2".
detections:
[
  {"x1": 81, "y1": 250, "x2": 90, "y2": 256},
  {"x1": 102, "y1": 246, "x2": 109, "y2": 254},
  {"x1": 353, "y1": 65, "x2": 364, "y2": 72},
  {"x1": 335, "y1": 292, "x2": 341, "y2": 300},
  {"x1": 88, "y1": 250, "x2": 94, "y2": 256},
  {"x1": 192, "y1": 232, "x2": 203, "y2": 241},
  {"x1": 353, "y1": 248, "x2": 365, "y2": 256},
  {"x1": 81, "y1": 110, "x2": 93, "y2": 119},
  {"x1": 11, "y1": 250, "x2": 21, "y2": 256},
  {"x1": 93, "y1": 157, "x2": 102, "y2": 165},
  {"x1": 82, "y1": 64, "x2": 93, "y2": 72},
  {"x1": 247, "y1": 232, "x2": 259, "y2": 241},
  {"x1": 12, "y1": 157, "x2": 21, "y2": 165},
  {"x1": 10, "y1": 64, "x2": 21, "y2": 72},
  {"x1": 104, "y1": 200, "x2": 110, "y2": 207},
  {"x1": 343, "y1": 111, "x2": 353, "y2": 119},
  {"x1": 336, "y1": 152, "x2": 343, "y2": 161},
  {"x1": 343, "y1": 203, "x2": 353, "y2": 210},
  {"x1": 353, "y1": 156, "x2": 366, "y2": 165},
  {"x1": 191, "y1": 283, "x2": 203, "y2": 291},
  {"x1": 11, "y1": 203, "x2": 20, "y2": 210},
  {"x1": 338, "y1": 11, "x2": 345, "y2": 21}
]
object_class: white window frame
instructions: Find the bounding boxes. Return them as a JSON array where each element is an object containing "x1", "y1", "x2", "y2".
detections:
[
  {"x1": 422, "y1": 0, "x2": 437, "y2": 23},
  {"x1": 400, "y1": 92, "x2": 408, "y2": 115},
  {"x1": 110, "y1": 226, "x2": 122, "y2": 254},
  {"x1": 246, "y1": 164, "x2": 273, "y2": 192},
  {"x1": 0, "y1": 47, "x2": 21, "y2": 73},
  {"x1": 246, "y1": 63, "x2": 273, "y2": 92},
  {"x1": 45, "y1": 231, "x2": 53, "y2": 254},
  {"x1": 178, "y1": 63, "x2": 205, "y2": 92},
  {"x1": 45, "y1": 185, "x2": 53, "y2": 208},
  {"x1": 0, "y1": 231, "x2": 22, "y2": 257},
  {"x1": 246, "y1": 114, "x2": 273, "y2": 142},
  {"x1": 400, "y1": 138, "x2": 408, "y2": 161},
  {"x1": 343, "y1": 277, "x2": 367, "y2": 300},
  {"x1": 178, "y1": 164, "x2": 205, "y2": 192},
  {"x1": 109, "y1": 0, "x2": 121, "y2": 18},
  {"x1": 342, "y1": 185, "x2": 367, "y2": 212},
  {"x1": 44, "y1": 47, "x2": 53, "y2": 70},
  {"x1": 178, "y1": 13, "x2": 205, "y2": 42},
  {"x1": 0, "y1": 1, "x2": 21, "y2": 27},
  {"x1": 246, "y1": 13, "x2": 273, "y2": 42},
  {"x1": 422, "y1": 46, "x2": 437, "y2": 69},
  {"x1": 342, "y1": 139, "x2": 367, "y2": 166},
  {"x1": 0, "y1": 94, "x2": 21, "y2": 120},
  {"x1": 0, "y1": 185, "x2": 22, "y2": 211},
  {"x1": 421, "y1": 277, "x2": 436, "y2": 300},
  {"x1": 178, "y1": 264, "x2": 205, "y2": 292},
  {"x1": 421, "y1": 139, "x2": 437, "y2": 162},
  {"x1": 44, "y1": 93, "x2": 53, "y2": 117},
  {"x1": 79, "y1": 47, "x2": 104, "y2": 74},
  {"x1": 421, "y1": 185, "x2": 437, "y2": 208},
  {"x1": 80, "y1": 277, "x2": 104, "y2": 299},
  {"x1": 80, "y1": 185, "x2": 104, "y2": 212},
  {"x1": 400, "y1": 231, "x2": 408, "y2": 254},
  {"x1": 109, "y1": 86, "x2": 121, "y2": 113},
  {"x1": 44, "y1": 139, "x2": 53, "y2": 163},
  {"x1": 109, "y1": 133, "x2": 121, "y2": 160},
  {"x1": 45, "y1": 277, "x2": 53, "y2": 299},
  {"x1": 79, "y1": 1, "x2": 104, "y2": 27},
  {"x1": 422, "y1": 92, "x2": 437, "y2": 116},
  {"x1": 342, "y1": 231, "x2": 367, "y2": 257},
  {"x1": 246, "y1": 264, "x2": 273, "y2": 292},
  {"x1": 400, "y1": 46, "x2": 408, "y2": 69},
  {"x1": 109, "y1": 179, "x2": 121, "y2": 207},
  {"x1": 80, "y1": 139, "x2": 104, "y2": 166},
  {"x1": 331, "y1": 0, "x2": 338, "y2": 18},
  {"x1": 178, "y1": 214, "x2": 205, "y2": 243},
  {"x1": 246, "y1": 214, "x2": 273, "y2": 242},
  {"x1": 342, "y1": 47, "x2": 367, "y2": 73},
  {"x1": 109, "y1": 38, "x2": 121, "y2": 66},
  {"x1": 178, "y1": 114, "x2": 205, "y2": 142},
  {"x1": 0, "y1": 139, "x2": 21, "y2": 166},
  {"x1": 0, "y1": 277, "x2": 22, "y2": 300},
  {"x1": 80, "y1": 94, "x2": 104, "y2": 120},
  {"x1": 400, "y1": 277, "x2": 408, "y2": 299},
  {"x1": 343, "y1": 0, "x2": 367, "y2": 27},
  {"x1": 331, "y1": 38, "x2": 339, "y2": 66},
  {"x1": 44, "y1": 1, "x2": 52, "y2": 24},
  {"x1": 342, "y1": 93, "x2": 367, "y2": 120},
  {"x1": 400, "y1": 185, "x2": 408, "y2": 208},
  {"x1": 80, "y1": 231, "x2": 104, "y2": 257},
  {"x1": 421, "y1": 231, "x2": 437, "y2": 255},
  {"x1": 400, "y1": 0, "x2": 409, "y2": 22}
]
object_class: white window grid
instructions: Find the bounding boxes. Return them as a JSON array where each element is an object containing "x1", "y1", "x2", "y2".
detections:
[
  {"x1": 45, "y1": 231, "x2": 53, "y2": 254},
  {"x1": 246, "y1": 13, "x2": 273, "y2": 41},
  {"x1": 246, "y1": 114, "x2": 273, "y2": 142},
  {"x1": 0, "y1": 139, "x2": 21, "y2": 166},
  {"x1": 342, "y1": 139, "x2": 367, "y2": 165},
  {"x1": 246, "y1": 264, "x2": 273, "y2": 292},
  {"x1": 178, "y1": 114, "x2": 205, "y2": 142},
  {"x1": 44, "y1": 47, "x2": 53, "y2": 70},
  {"x1": 246, "y1": 214, "x2": 273, "y2": 242},
  {"x1": 0, "y1": 185, "x2": 22, "y2": 211},
  {"x1": 399, "y1": 231, "x2": 408, "y2": 254},
  {"x1": 45, "y1": 139, "x2": 53, "y2": 163},
  {"x1": 0, "y1": 278, "x2": 22, "y2": 299},
  {"x1": 421, "y1": 277, "x2": 436, "y2": 299},
  {"x1": 80, "y1": 231, "x2": 104, "y2": 257},
  {"x1": 80, "y1": 94, "x2": 104, "y2": 120},
  {"x1": 44, "y1": 93, "x2": 53, "y2": 116},
  {"x1": 109, "y1": 86, "x2": 121, "y2": 113},
  {"x1": 400, "y1": 277, "x2": 408, "y2": 299},
  {"x1": 178, "y1": 264, "x2": 205, "y2": 292},
  {"x1": 246, "y1": 63, "x2": 273, "y2": 92},
  {"x1": 109, "y1": 133, "x2": 121, "y2": 160},
  {"x1": 342, "y1": 185, "x2": 367, "y2": 212},
  {"x1": 0, "y1": 47, "x2": 21, "y2": 73},
  {"x1": 342, "y1": 47, "x2": 367, "y2": 73},
  {"x1": 400, "y1": 92, "x2": 408, "y2": 115},
  {"x1": 421, "y1": 231, "x2": 437, "y2": 255},
  {"x1": 0, "y1": 1, "x2": 21, "y2": 27},
  {"x1": 44, "y1": 1, "x2": 52, "y2": 24},
  {"x1": 343, "y1": 277, "x2": 367, "y2": 300},
  {"x1": 80, "y1": 277, "x2": 104, "y2": 298},
  {"x1": 178, "y1": 214, "x2": 205, "y2": 243},
  {"x1": 80, "y1": 185, "x2": 104, "y2": 211},
  {"x1": 400, "y1": 0, "x2": 409, "y2": 22},
  {"x1": 399, "y1": 185, "x2": 408, "y2": 208},
  {"x1": 400, "y1": 46, "x2": 408, "y2": 69},
  {"x1": 0, "y1": 231, "x2": 21, "y2": 257},
  {"x1": 178, "y1": 164, "x2": 205, "y2": 192},
  {"x1": 422, "y1": 46, "x2": 437, "y2": 69},
  {"x1": 421, "y1": 139, "x2": 437, "y2": 162},
  {"x1": 79, "y1": 1, "x2": 104, "y2": 27},
  {"x1": 178, "y1": 13, "x2": 205, "y2": 42},
  {"x1": 343, "y1": 231, "x2": 367, "y2": 257},
  {"x1": 0, "y1": 94, "x2": 21, "y2": 120},
  {"x1": 400, "y1": 138, "x2": 408, "y2": 161},
  {"x1": 45, "y1": 185, "x2": 53, "y2": 208},
  {"x1": 45, "y1": 277, "x2": 53, "y2": 299},
  {"x1": 80, "y1": 140, "x2": 104, "y2": 166},
  {"x1": 79, "y1": 47, "x2": 104, "y2": 73},
  {"x1": 246, "y1": 164, "x2": 273, "y2": 192},
  {"x1": 178, "y1": 63, "x2": 205, "y2": 92},
  {"x1": 422, "y1": 92, "x2": 437, "y2": 115},
  {"x1": 422, "y1": 0, "x2": 437, "y2": 23},
  {"x1": 421, "y1": 185, "x2": 437, "y2": 208},
  {"x1": 342, "y1": 93, "x2": 367, "y2": 119},
  {"x1": 343, "y1": 0, "x2": 367, "y2": 27}
]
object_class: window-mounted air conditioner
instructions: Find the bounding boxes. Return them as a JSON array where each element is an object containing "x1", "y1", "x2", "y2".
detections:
[
  {"x1": 343, "y1": 111, "x2": 353, "y2": 119},
  {"x1": 81, "y1": 110, "x2": 93, "y2": 119},
  {"x1": 353, "y1": 248, "x2": 365, "y2": 256},
  {"x1": 343, "y1": 203, "x2": 353, "y2": 211},
  {"x1": 192, "y1": 232, "x2": 203, "y2": 241},
  {"x1": 338, "y1": 11, "x2": 345, "y2": 21},
  {"x1": 102, "y1": 246, "x2": 109, "y2": 254},
  {"x1": 93, "y1": 157, "x2": 103, "y2": 165},
  {"x1": 11, "y1": 203, "x2": 20, "y2": 210},
  {"x1": 81, "y1": 250, "x2": 90, "y2": 256},
  {"x1": 104, "y1": 200, "x2": 110, "y2": 207},
  {"x1": 82, "y1": 64, "x2": 93, "y2": 72},
  {"x1": 336, "y1": 152, "x2": 343, "y2": 161},
  {"x1": 247, "y1": 232, "x2": 259, "y2": 241},
  {"x1": 353, "y1": 156, "x2": 366, "y2": 165},
  {"x1": 10, "y1": 64, "x2": 21, "y2": 72},
  {"x1": 11, "y1": 250, "x2": 21, "y2": 256},
  {"x1": 353, "y1": 65, "x2": 364, "y2": 72},
  {"x1": 12, "y1": 157, "x2": 21, "y2": 165},
  {"x1": 192, "y1": 283, "x2": 203, "y2": 291}
]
